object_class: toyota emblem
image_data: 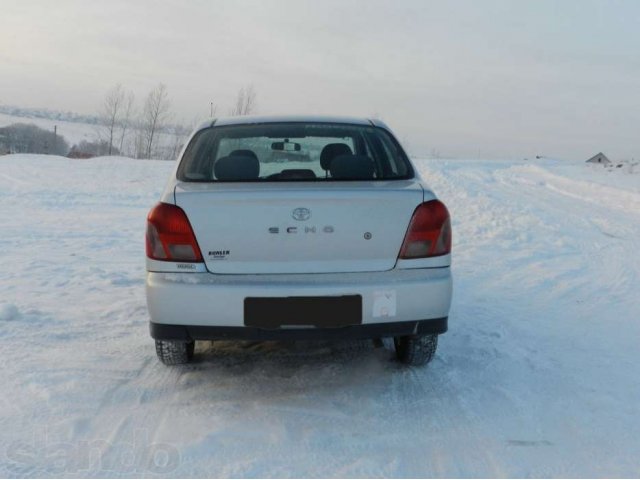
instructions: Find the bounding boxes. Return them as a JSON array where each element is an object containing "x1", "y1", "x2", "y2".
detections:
[{"x1": 292, "y1": 207, "x2": 311, "y2": 221}]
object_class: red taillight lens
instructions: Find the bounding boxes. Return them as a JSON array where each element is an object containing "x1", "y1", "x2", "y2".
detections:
[
  {"x1": 145, "y1": 203, "x2": 203, "y2": 262},
  {"x1": 399, "y1": 200, "x2": 452, "y2": 259}
]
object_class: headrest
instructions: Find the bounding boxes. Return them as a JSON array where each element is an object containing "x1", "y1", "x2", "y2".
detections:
[
  {"x1": 329, "y1": 155, "x2": 375, "y2": 180},
  {"x1": 214, "y1": 155, "x2": 260, "y2": 181},
  {"x1": 229, "y1": 149, "x2": 258, "y2": 160},
  {"x1": 320, "y1": 143, "x2": 353, "y2": 171}
]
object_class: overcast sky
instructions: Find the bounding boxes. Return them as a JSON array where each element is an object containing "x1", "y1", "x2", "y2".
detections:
[{"x1": 1, "y1": 0, "x2": 639, "y2": 159}]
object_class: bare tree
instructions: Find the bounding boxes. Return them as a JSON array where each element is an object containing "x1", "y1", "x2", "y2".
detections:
[
  {"x1": 101, "y1": 84, "x2": 125, "y2": 155},
  {"x1": 140, "y1": 84, "x2": 171, "y2": 159},
  {"x1": 134, "y1": 126, "x2": 146, "y2": 160},
  {"x1": 117, "y1": 90, "x2": 135, "y2": 154},
  {"x1": 229, "y1": 85, "x2": 256, "y2": 116},
  {"x1": 168, "y1": 121, "x2": 195, "y2": 160}
]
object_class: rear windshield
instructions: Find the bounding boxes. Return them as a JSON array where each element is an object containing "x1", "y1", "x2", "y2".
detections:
[{"x1": 177, "y1": 122, "x2": 413, "y2": 182}]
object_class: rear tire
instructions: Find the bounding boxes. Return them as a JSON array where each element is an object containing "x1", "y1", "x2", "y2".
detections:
[
  {"x1": 394, "y1": 334, "x2": 438, "y2": 366},
  {"x1": 155, "y1": 339, "x2": 195, "y2": 365}
]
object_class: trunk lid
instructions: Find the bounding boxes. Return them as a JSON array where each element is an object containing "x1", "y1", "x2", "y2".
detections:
[{"x1": 175, "y1": 180, "x2": 423, "y2": 274}]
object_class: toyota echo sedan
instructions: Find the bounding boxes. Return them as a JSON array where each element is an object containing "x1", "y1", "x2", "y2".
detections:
[{"x1": 145, "y1": 116, "x2": 452, "y2": 366}]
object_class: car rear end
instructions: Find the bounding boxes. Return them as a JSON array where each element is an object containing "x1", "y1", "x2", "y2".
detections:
[{"x1": 145, "y1": 116, "x2": 452, "y2": 365}]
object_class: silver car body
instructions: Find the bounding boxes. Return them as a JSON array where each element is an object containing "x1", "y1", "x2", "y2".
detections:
[{"x1": 146, "y1": 115, "x2": 452, "y2": 334}]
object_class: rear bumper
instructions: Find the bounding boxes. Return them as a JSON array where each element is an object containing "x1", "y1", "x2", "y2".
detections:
[
  {"x1": 146, "y1": 267, "x2": 452, "y2": 328},
  {"x1": 150, "y1": 317, "x2": 448, "y2": 341}
]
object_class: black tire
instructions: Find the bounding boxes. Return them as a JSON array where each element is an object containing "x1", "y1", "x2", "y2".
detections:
[
  {"x1": 155, "y1": 339, "x2": 195, "y2": 365},
  {"x1": 394, "y1": 334, "x2": 438, "y2": 366}
]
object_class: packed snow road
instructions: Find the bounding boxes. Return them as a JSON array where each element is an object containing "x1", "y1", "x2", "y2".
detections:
[{"x1": 1, "y1": 154, "x2": 639, "y2": 477}]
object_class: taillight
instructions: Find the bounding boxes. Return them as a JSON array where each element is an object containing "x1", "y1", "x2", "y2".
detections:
[
  {"x1": 398, "y1": 200, "x2": 451, "y2": 259},
  {"x1": 145, "y1": 203, "x2": 203, "y2": 262}
]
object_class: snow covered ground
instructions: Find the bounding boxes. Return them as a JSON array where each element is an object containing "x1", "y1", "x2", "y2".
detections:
[{"x1": 0, "y1": 154, "x2": 639, "y2": 477}]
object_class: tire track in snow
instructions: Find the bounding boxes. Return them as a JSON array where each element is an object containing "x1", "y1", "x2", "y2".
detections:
[
  {"x1": 490, "y1": 164, "x2": 640, "y2": 303},
  {"x1": 66, "y1": 350, "x2": 186, "y2": 475},
  {"x1": 415, "y1": 159, "x2": 640, "y2": 475}
]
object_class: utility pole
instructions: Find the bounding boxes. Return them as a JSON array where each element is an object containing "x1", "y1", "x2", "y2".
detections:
[
  {"x1": 49, "y1": 125, "x2": 57, "y2": 155},
  {"x1": 210, "y1": 101, "x2": 214, "y2": 117}
]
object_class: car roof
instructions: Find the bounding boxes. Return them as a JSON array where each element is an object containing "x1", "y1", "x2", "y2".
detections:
[{"x1": 195, "y1": 115, "x2": 390, "y2": 130}]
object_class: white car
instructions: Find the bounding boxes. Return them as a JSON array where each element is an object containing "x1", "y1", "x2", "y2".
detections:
[{"x1": 146, "y1": 116, "x2": 452, "y2": 366}]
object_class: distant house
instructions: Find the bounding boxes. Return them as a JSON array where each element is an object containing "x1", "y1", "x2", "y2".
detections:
[
  {"x1": 67, "y1": 146, "x2": 94, "y2": 159},
  {"x1": 586, "y1": 152, "x2": 611, "y2": 165},
  {"x1": 67, "y1": 140, "x2": 117, "y2": 159}
]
